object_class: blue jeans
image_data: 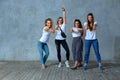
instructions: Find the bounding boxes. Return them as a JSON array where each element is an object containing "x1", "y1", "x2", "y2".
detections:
[
  {"x1": 84, "y1": 39, "x2": 101, "y2": 63},
  {"x1": 38, "y1": 41, "x2": 49, "y2": 64}
]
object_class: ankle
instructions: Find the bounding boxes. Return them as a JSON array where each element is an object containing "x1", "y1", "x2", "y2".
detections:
[
  {"x1": 99, "y1": 63, "x2": 102, "y2": 66},
  {"x1": 42, "y1": 64, "x2": 45, "y2": 69},
  {"x1": 66, "y1": 60, "x2": 69, "y2": 62}
]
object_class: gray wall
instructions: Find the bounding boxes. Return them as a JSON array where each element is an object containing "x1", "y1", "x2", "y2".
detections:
[{"x1": 0, "y1": 0, "x2": 120, "y2": 61}]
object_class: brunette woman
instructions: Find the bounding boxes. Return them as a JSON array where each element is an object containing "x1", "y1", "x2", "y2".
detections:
[
  {"x1": 70, "y1": 19, "x2": 83, "y2": 70},
  {"x1": 83, "y1": 13, "x2": 103, "y2": 70}
]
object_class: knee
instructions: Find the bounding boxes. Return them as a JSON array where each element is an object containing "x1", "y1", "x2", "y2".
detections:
[
  {"x1": 67, "y1": 49, "x2": 70, "y2": 54},
  {"x1": 46, "y1": 52, "x2": 49, "y2": 57}
]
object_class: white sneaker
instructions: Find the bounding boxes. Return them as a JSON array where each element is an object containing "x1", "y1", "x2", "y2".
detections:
[
  {"x1": 58, "y1": 63, "x2": 62, "y2": 68},
  {"x1": 65, "y1": 61, "x2": 70, "y2": 68}
]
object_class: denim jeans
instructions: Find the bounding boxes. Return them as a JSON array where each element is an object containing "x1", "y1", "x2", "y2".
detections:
[
  {"x1": 38, "y1": 41, "x2": 49, "y2": 64},
  {"x1": 84, "y1": 39, "x2": 101, "y2": 63}
]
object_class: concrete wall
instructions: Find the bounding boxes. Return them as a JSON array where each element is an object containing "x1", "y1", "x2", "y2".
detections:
[{"x1": 0, "y1": 0, "x2": 120, "y2": 61}]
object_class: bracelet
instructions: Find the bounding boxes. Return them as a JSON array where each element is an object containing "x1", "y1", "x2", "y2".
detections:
[{"x1": 62, "y1": 9, "x2": 65, "y2": 11}]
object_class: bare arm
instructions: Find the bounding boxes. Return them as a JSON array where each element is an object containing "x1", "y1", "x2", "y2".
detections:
[
  {"x1": 54, "y1": 25, "x2": 59, "y2": 30},
  {"x1": 71, "y1": 28, "x2": 83, "y2": 33},
  {"x1": 84, "y1": 25, "x2": 89, "y2": 30},
  {"x1": 70, "y1": 28, "x2": 74, "y2": 32},
  {"x1": 78, "y1": 29, "x2": 84, "y2": 33},
  {"x1": 93, "y1": 24, "x2": 97, "y2": 30},
  {"x1": 49, "y1": 28, "x2": 55, "y2": 33},
  {"x1": 44, "y1": 27, "x2": 54, "y2": 33},
  {"x1": 44, "y1": 27, "x2": 49, "y2": 31},
  {"x1": 62, "y1": 4, "x2": 66, "y2": 24}
]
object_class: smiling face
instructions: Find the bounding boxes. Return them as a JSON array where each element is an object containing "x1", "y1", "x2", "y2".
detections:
[
  {"x1": 87, "y1": 13, "x2": 94, "y2": 23},
  {"x1": 88, "y1": 15, "x2": 93, "y2": 22},
  {"x1": 45, "y1": 18, "x2": 53, "y2": 28},
  {"x1": 57, "y1": 17, "x2": 63, "y2": 25},
  {"x1": 46, "y1": 20, "x2": 52, "y2": 28},
  {"x1": 74, "y1": 19, "x2": 82, "y2": 28},
  {"x1": 75, "y1": 21, "x2": 80, "y2": 28}
]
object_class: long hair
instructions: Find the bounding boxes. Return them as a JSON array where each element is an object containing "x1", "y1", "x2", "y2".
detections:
[
  {"x1": 45, "y1": 18, "x2": 53, "y2": 28},
  {"x1": 57, "y1": 17, "x2": 63, "y2": 25},
  {"x1": 74, "y1": 19, "x2": 83, "y2": 36},
  {"x1": 74, "y1": 19, "x2": 83, "y2": 28},
  {"x1": 87, "y1": 13, "x2": 94, "y2": 31}
]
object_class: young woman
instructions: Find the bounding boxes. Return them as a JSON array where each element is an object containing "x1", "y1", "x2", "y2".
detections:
[
  {"x1": 70, "y1": 19, "x2": 83, "y2": 70},
  {"x1": 55, "y1": 4, "x2": 70, "y2": 68},
  {"x1": 83, "y1": 13, "x2": 103, "y2": 70},
  {"x1": 38, "y1": 18, "x2": 54, "y2": 69}
]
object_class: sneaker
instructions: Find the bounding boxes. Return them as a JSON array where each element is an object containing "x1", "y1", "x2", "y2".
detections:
[
  {"x1": 58, "y1": 63, "x2": 62, "y2": 68},
  {"x1": 83, "y1": 65, "x2": 87, "y2": 70},
  {"x1": 98, "y1": 63, "x2": 103, "y2": 70},
  {"x1": 83, "y1": 63, "x2": 87, "y2": 70},
  {"x1": 65, "y1": 61, "x2": 70, "y2": 68},
  {"x1": 99, "y1": 65, "x2": 103, "y2": 70}
]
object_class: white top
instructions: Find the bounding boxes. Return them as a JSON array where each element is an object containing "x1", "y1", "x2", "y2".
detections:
[
  {"x1": 55, "y1": 23, "x2": 66, "y2": 40},
  {"x1": 84, "y1": 21, "x2": 97, "y2": 40},
  {"x1": 71, "y1": 27, "x2": 82, "y2": 37},
  {"x1": 39, "y1": 28, "x2": 51, "y2": 43}
]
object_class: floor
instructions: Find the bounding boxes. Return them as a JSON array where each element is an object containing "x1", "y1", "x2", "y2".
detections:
[{"x1": 0, "y1": 61, "x2": 120, "y2": 80}]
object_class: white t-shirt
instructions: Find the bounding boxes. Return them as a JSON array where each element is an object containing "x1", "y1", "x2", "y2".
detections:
[
  {"x1": 71, "y1": 27, "x2": 82, "y2": 38},
  {"x1": 84, "y1": 21, "x2": 97, "y2": 40},
  {"x1": 55, "y1": 23, "x2": 66, "y2": 40},
  {"x1": 39, "y1": 28, "x2": 51, "y2": 43}
]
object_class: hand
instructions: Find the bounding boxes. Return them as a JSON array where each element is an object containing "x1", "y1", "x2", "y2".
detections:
[
  {"x1": 78, "y1": 29, "x2": 83, "y2": 33},
  {"x1": 50, "y1": 29, "x2": 55, "y2": 33},
  {"x1": 55, "y1": 25, "x2": 59, "y2": 30},
  {"x1": 62, "y1": 4, "x2": 65, "y2": 11},
  {"x1": 85, "y1": 25, "x2": 89, "y2": 30},
  {"x1": 70, "y1": 28, "x2": 74, "y2": 32},
  {"x1": 44, "y1": 27, "x2": 49, "y2": 31}
]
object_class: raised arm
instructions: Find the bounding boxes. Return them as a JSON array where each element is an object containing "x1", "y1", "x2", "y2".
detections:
[{"x1": 62, "y1": 4, "x2": 66, "y2": 24}]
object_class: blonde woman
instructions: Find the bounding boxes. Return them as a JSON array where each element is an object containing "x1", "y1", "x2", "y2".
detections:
[
  {"x1": 38, "y1": 18, "x2": 54, "y2": 69},
  {"x1": 55, "y1": 4, "x2": 70, "y2": 68}
]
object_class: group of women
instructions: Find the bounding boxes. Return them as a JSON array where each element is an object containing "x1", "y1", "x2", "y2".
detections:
[{"x1": 38, "y1": 4, "x2": 103, "y2": 70}]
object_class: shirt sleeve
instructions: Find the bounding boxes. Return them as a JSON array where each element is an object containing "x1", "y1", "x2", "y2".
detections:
[
  {"x1": 84, "y1": 22, "x2": 87, "y2": 27},
  {"x1": 94, "y1": 21, "x2": 97, "y2": 27},
  {"x1": 61, "y1": 23, "x2": 66, "y2": 32},
  {"x1": 43, "y1": 27, "x2": 46, "y2": 30},
  {"x1": 62, "y1": 23, "x2": 65, "y2": 27}
]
